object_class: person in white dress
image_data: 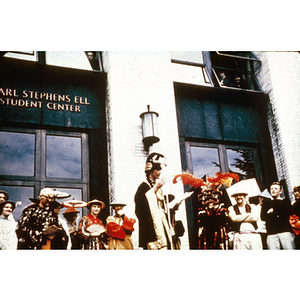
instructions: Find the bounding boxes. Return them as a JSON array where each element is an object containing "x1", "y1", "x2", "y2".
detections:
[{"x1": 0, "y1": 200, "x2": 17, "y2": 250}]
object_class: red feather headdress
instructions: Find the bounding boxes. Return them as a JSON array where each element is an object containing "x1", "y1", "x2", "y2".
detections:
[
  {"x1": 173, "y1": 172, "x2": 239, "y2": 190},
  {"x1": 173, "y1": 173, "x2": 206, "y2": 188}
]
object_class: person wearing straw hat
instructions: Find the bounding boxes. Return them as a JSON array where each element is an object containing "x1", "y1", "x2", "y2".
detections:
[
  {"x1": 62, "y1": 206, "x2": 81, "y2": 249},
  {"x1": 228, "y1": 189, "x2": 262, "y2": 250},
  {"x1": 16, "y1": 187, "x2": 70, "y2": 249},
  {"x1": 0, "y1": 200, "x2": 17, "y2": 250},
  {"x1": 106, "y1": 200, "x2": 136, "y2": 250},
  {"x1": 78, "y1": 199, "x2": 108, "y2": 250}
]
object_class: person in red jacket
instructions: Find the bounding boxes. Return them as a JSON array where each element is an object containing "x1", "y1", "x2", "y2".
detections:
[
  {"x1": 106, "y1": 200, "x2": 136, "y2": 250},
  {"x1": 78, "y1": 199, "x2": 108, "y2": 250}
]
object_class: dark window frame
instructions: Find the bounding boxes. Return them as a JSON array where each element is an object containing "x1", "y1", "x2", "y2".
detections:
[
  {"x1": 211, "y1": 51, "x2": 263, "y2": 92},
  {"x1": 185, "y1": 141, "x2": 263, "y2": 185},
  {"x1": 0, "y1": 127, "x2": 89, "y2": 200}
]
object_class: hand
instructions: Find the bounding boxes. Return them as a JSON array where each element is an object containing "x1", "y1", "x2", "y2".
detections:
[
  {"x1": 153, "y1": 177, "x2": 167, "y2": 192},
  {"x1": 69, "y1": 228, "x2": 76, "y2": 234},
  {"x1": 116, "y1": 209, "x2": 124, "y2": 217},
  {"x1": 267, "y1": 208, "x2": 274, "y2": 214}
]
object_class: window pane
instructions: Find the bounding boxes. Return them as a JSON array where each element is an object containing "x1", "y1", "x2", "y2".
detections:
[
  {"x1": 0, "y1": 131, "x2": 35, "y2": 176},
  {"x1": 226, "y1": 148, "x2": 256, "y2": 180},
  {"x1": 46, "y1": 135, "x2": 82, "y2": 179},
  {"x1": 170, "y1": 51, "x2": 204, "y2": 64},
  {"x1": 3, "y1": 51, "x2": 38, "y2": 62},
  {"x1": 46, "y1": 51, "x2": 92, "y2": 71},
  {"x1": 190, "y1": 146, "x2": 220, "y2": 178},
  {"x1": 0, "y1": 185, "x2": 34, "y2": 221}
]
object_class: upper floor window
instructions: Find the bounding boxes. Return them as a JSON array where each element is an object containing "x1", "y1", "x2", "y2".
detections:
[
  {"x1": 210, "y1": 51, "x2": 262, "y2": 91},
  {"x1": 170, "y1": 51, "x2": 211, "y2": 86},
  {"x1": 170, "y1": 51, "x2": 204, "y2": 65},
  {"x1": 2, "y1": 51, "x2": 38, "y2": 62},
  {"x1": 1, "y1": 51, "x2": 103, "y2": 72}
]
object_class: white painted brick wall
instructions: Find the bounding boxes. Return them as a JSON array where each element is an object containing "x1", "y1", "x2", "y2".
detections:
[
  {"x1": 103, "y1": 51, "x2": 195, "y2": 249},
  {"x1": 254, "y1": 51, "x2": 300, "y2": 199}
]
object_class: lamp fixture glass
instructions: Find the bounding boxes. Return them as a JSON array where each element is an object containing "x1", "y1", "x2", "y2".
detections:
[{"x1": 140, "y1": 105, "x2": 160, "y2": 149}]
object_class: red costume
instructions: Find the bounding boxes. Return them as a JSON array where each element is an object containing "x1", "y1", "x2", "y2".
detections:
[
  {"x1": 106, "y1": 215, "x2": 136, "y2": 250},
  {"x1": 78, "y1": 213, "x2": 107, "y2": 249}
]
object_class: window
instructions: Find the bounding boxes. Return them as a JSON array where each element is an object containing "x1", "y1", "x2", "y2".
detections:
[
  {"x1": 0, "y1": 128, "x2": 89, "y2": 221},
  {"x1": 186, "y1": 142, "x2": 262, "y2": 184},
  {"x1": 170, "y1": 51, "x2": 204, "y2": 65},
  {"x1": 2, "y1": 51, "x2": 103, "y2": 72},
  {"x1": 170, "y1": 51, "x2": 212, "y2": 85},
  {"x1": 210, "y1": 51, "x2": 262, "y2": 91},
  {"x1": 46, "y1": 135, "x2": 82, "y2": 179},
  {"x1": 3, "y1": 51, "x2": 38, "y2": 62},
  {"x1": 0, "y1": 131, "x2": 35, "y2": 176}
]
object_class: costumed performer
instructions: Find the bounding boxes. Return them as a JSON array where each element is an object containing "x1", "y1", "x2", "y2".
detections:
[
  {"x1": 106, "y1": 200, "x2": 136, "y2": 250},
  {"x1": 78, "y1": 199, "x2": 108, "y2": 250}
]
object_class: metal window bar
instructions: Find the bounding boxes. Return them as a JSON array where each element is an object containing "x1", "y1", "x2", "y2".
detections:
[{"x1": 216, "y1": 51, "x2": 262, "y2": 65}]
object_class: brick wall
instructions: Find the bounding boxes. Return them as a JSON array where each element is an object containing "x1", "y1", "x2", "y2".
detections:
[
  {"x1": 254, "y1": 51, "x2": 300, "y2": 199},
  {"x1": 103, "y1": 51, "x2": 192, "y2": 249}
]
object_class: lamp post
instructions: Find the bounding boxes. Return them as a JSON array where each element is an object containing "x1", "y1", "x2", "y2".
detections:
[{"x1": 140, "y1": 105, "x2": 160, "y2": 151}]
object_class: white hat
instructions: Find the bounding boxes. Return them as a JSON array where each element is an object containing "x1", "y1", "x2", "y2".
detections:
[
  {"x1": 40, "y1": 188, "x2": 56, "y2": 197},
  {"x1": 39, "y1": 188, "x2": 70, "y2": 198},
  {"x1": 231, "y1": 189, "x2": 248, "y2": 197}
]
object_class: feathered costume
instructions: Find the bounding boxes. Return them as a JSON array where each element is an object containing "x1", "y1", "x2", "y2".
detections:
[{"x1": 173, "y1": 172, "x2": 239, "y2": 249}]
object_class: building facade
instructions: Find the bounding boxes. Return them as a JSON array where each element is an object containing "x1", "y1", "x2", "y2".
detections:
[{"x1": 0, "y1": 51, "x2": 299, "y2": 249}]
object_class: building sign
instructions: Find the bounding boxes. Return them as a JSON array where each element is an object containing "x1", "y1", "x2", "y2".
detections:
[
  {"x1": 0, "y1": 87, "x2": 90, "y2": 113},
  {"x1": 0, "y1": 59, "x2": 106, "y2": 129}
]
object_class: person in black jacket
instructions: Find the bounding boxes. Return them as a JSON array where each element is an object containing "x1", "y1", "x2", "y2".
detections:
[
  {"x1": 134, "y1": 152, "x2": 172, "y2": 250},
  {"x1": 261, "y1": 182, "x2": 295, "y2": 249}
]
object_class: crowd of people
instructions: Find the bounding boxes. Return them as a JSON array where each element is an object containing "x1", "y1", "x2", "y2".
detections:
[
  {"x1": 0, "y1": 152, "x2": 300, "y2": 250},
  {"x1": 0, "y1": 188, "x2": 136, "y2": 250},
  {"x1": 227, "y1": 182, "x2": 296, "y2": 250}
]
